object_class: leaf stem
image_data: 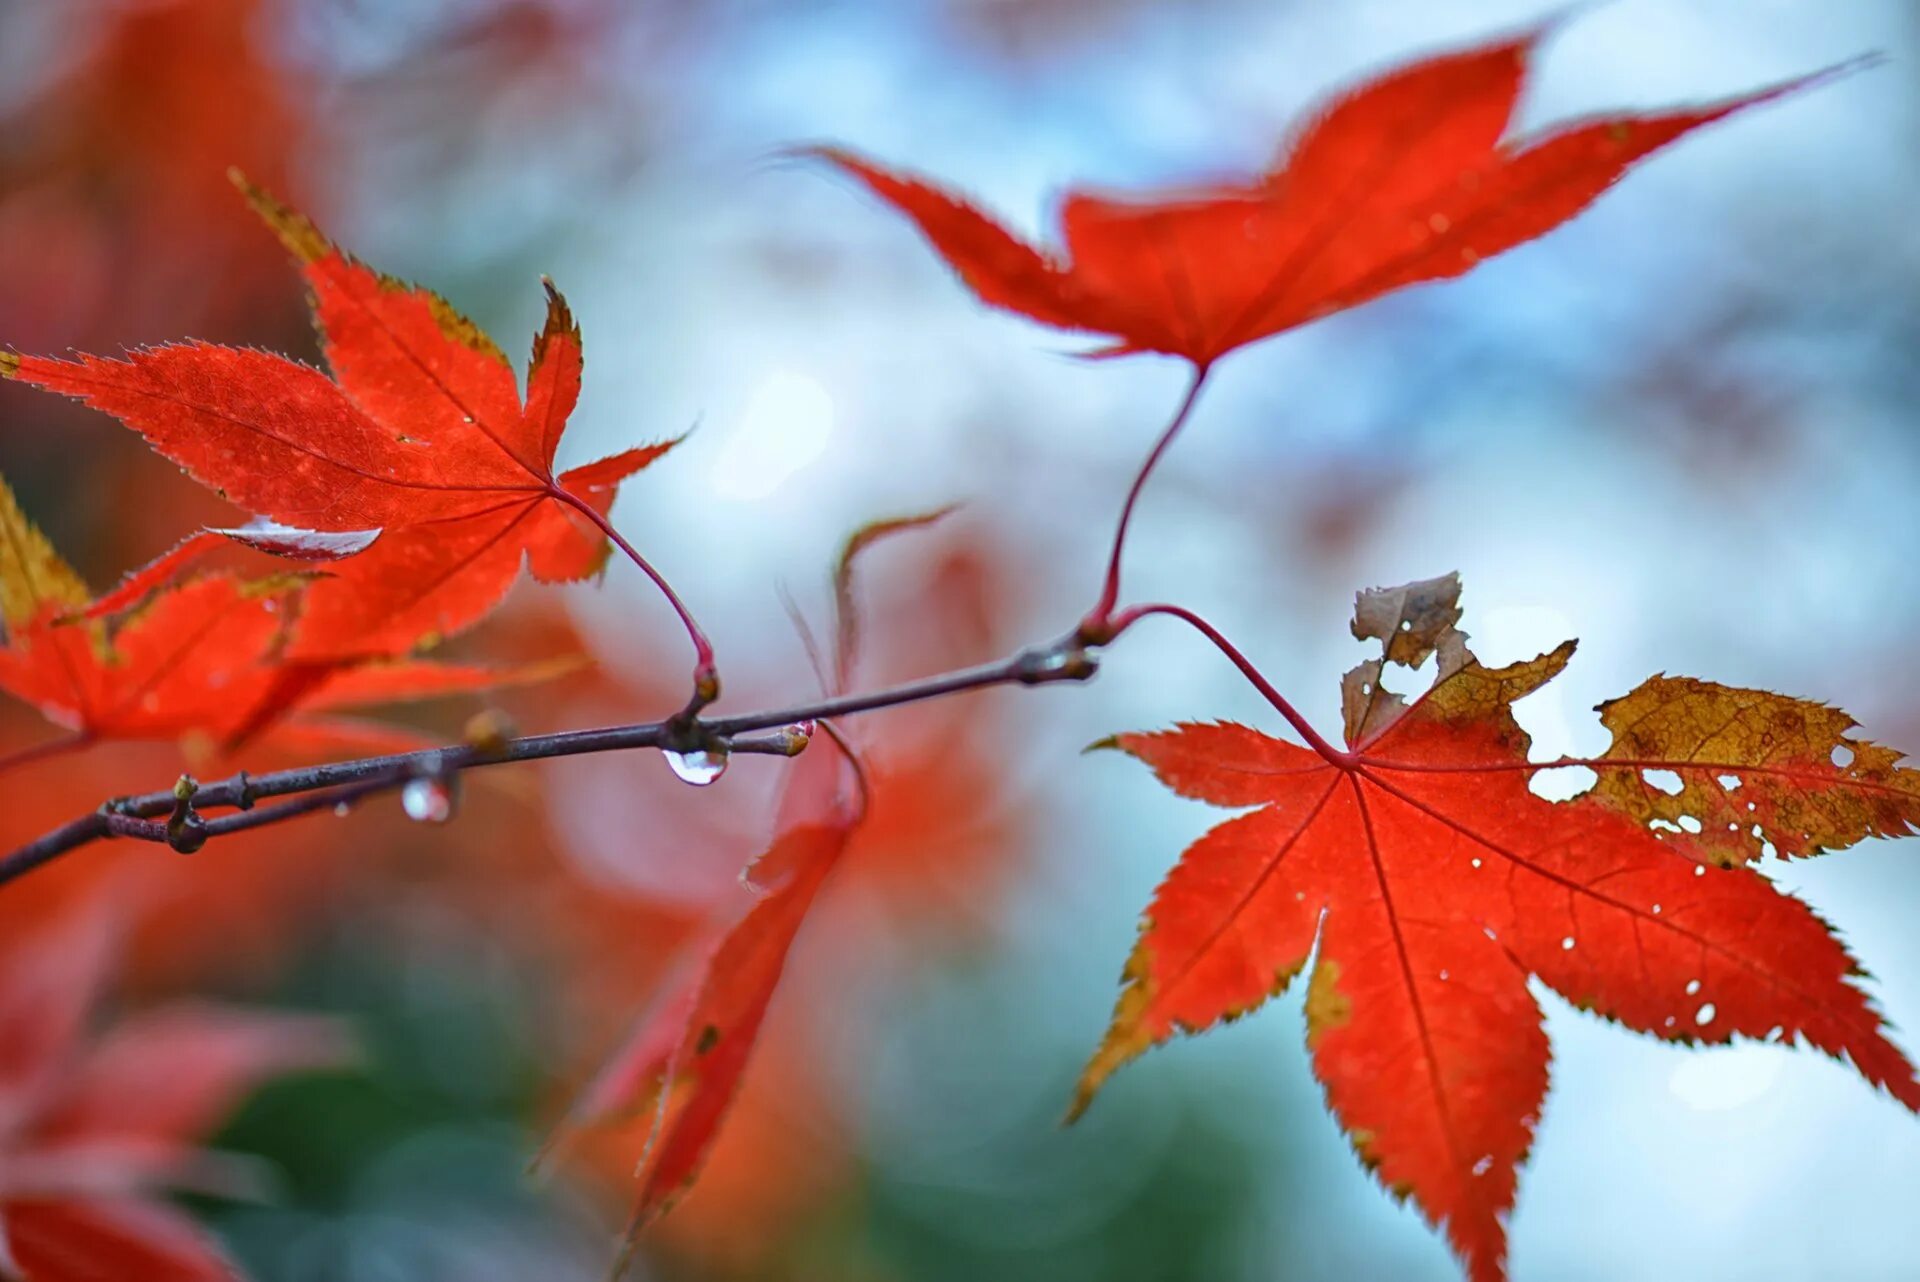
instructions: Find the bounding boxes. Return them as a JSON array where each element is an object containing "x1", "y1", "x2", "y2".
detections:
[
  {"x1": 549, "y1": 486, "x2": 719, "y2": 711},
  {"x1": 1107, "y1": 601, "x2": 1353, "y2": 767},
  {"x1": 1079, "y1": 363, "x2": 1212, "y2": 641}
]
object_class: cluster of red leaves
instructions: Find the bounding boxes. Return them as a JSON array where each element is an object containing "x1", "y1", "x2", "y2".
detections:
[
  {"x1": 0, "y1": 14, "x2": 1910, "y2": 1282},
  {"x1": 0, "y1": 471, "x2": 569, "y2": 768},
  {"x1": 814, "y1": 22, "x2": 1913, "y2": 1282},
  {"x1": 0, "y1": 894, "x2": 350, "y2": 1281}
]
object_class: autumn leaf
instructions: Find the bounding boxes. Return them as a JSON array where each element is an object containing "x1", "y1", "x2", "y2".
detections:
[
  {"x1": 816, "y1": 21, "x2": 1857, "y2": 366},
  {"x1": 0, "y1": 473, "x2": 573, "y2": 760},
  {"x1": 1077, "y1": 573, "x2": 1920, "y2": 1282},
  {"x1": 0, "y1": 895, "x2": 352, "y2": 1282},
  {"x1": 549, "y1": 509, "x2": 989, "y2": 1238},
  {"x1": 0, "y1": 177, "x2": 677, "y2": 659}
]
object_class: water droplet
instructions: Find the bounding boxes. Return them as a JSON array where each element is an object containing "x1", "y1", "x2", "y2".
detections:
[
  {"x1": 1560, "y1": 936, "x2": 1576, "y2": 951},
  {"x1": 1695, "y1": 1002, "x2": 1717, "y2": 1026},
  {"x1": 1663, "y1": 1015, "x2": 1677, "y2": 1028},
  {"x1": 666, "y1": 746, "x2": 729, "y2": 786},
  {"x1": 401, "y1": 776, "x2": 455, "y2": 823},
  {"x1": 332, "y1": 802, "x2": 351, "y2": 818},
  {"x1": 1428, "y1": 212, "x2": 1453, "y2": 234},
  {"x1": 1438, "y1": 969, "x2": 1450, "y2": 982},
  {"x1": 1685, "y1": 978, "x2": 1702, "y2": 996}
]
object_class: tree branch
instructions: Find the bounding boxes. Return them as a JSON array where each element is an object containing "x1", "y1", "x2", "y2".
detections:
[{"x1": 0, "y1": 639, "x2": 1099, "y2": 890}]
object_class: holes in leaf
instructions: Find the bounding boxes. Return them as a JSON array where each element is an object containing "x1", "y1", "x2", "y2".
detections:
[
  {"x1": 1470, "y1": 857, "x2": 1483, "y2": 869},
  {"x1": 1642, "y1": 768, "x2": 1684, "y2": 796},
  {"x1": 1685, "y1": 978, "x2": 1702, "y2": 996},
  {"x1": 1693, "y1": 865, "x2": 1707, "y2": 877},
  {"x1": 1832, "y1": 744, "x2": 1855, "y2": 768},
  {"x1": 1529, "y1": 764, "x2": 1596, "y2": 802},
  {"x1": 1695, "y1": 1002, "x2": 1717, "y2": 1026},
  {"x1": 1678, "y1": 815, "x2": 1703, "y2": 835},
  {"x1": 1717, "y1": 774, "x2": 1742, "y2": 791},
  {"x1": 1471, "y1": 1154, "x2": 1493, "y2": 1177},
  {"x1": 1650, "y1": 903, "x2": 1662, "y2": 915},
  {"x1": 1560, "y1": 936, "x2": 1576, "y2": 951}
]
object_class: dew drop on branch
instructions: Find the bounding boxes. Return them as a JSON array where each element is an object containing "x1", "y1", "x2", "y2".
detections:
[
  {"x1": 401, "y1": 776, "x2": 456, "y2": 824},
  {"x1": 666, "y1": 746, "x2": 729, "y2": 787}
]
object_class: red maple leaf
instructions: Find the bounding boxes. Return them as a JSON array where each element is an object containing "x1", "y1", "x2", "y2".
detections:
[
  {"x1": 0, "y1": 895, "x2": 351, "y2": 1281},
  {"x1": 1075, "y1": 574, "x2": 1920, "y2": 1282},
  {"x1": 0, "y1": 473, "x2": 568, "y2": 763},
  {"x1": 545, "y1": 509, "x2": 983, "y2": 1238},
  {"x1": 0, "y1": 177, "x2": 676, "y2": 661},
  {"x1": 815, "y1": 21, "x2": 1857, "y2": 367}
]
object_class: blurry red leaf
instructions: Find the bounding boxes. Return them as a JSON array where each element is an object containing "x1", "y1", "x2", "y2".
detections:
[
  {"x1": 818, "y1": 23, "x2": 1855, "y2": 365},
  {"x1": 0, "y1": 897, "x2": 350, "y2": 1282}
]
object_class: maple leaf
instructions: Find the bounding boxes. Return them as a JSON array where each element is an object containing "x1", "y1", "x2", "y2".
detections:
[
  {"x1": 544, "y1": 748, "x2": 858, "y2": 1250},
  {"x1": 548, "y1": 509, "x2": 979, "y2": 1239},
  {"x1": 1075, "y1": 573, "x2": 1920, "y2": 1282},
  {"x1": 0, "y1": 177, "x2": 677, "y2": 660},
  {"x1": 0, "y1": 895, "x2": 352, "y2": 1282},
  {"x1": 0, "y1": 473, "x2": 573, "y2": 759},
  {"x1": 815, "y1": 21, "x2": 1856, "y2": 366}
]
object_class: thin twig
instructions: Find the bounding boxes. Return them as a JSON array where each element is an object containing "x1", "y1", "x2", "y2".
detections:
[{"x1": 0, "y1": 641, "x2": 1098, "y2": 890}]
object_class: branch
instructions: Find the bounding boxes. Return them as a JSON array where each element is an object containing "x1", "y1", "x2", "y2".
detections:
[{"x1": 0, "y1": 640, "x2": 1099, "y2": 890}]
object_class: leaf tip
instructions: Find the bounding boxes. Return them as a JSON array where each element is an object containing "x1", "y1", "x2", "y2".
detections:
[
  {"x1": 1082, "y1": 734, "x2": 1123, "y2": 755},
  {"x1": 231, "y1": 171, "x2": 330, "y2": 264}
]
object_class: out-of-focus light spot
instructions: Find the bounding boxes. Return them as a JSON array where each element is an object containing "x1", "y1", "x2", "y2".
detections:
[
  {"x1": 1668, "y1": 1043, "x2": 1782, "y2": 1112},
  {"x1": 710, "y1": 370, "x2": 835, "y2": 501}
]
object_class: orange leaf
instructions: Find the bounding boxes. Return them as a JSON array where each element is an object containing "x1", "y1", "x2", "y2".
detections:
[
  {"x1": 1078, "y1": 573, "x2": 1919, "y2": 1282},
  {"x1": 817, "y1": 22, "x2": 1859, "y2": 366},
  {"x1": 0, "y1": 181, "x2": 678, "y2": 659}
]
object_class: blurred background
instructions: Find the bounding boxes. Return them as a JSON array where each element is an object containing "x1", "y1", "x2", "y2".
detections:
[{"x1": 2, "y1": 0, "x2": 1918, "y2": 1278}]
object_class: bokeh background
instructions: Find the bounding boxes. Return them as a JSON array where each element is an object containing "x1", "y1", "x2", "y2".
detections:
[{"x1": 3, "y1": 0, "x2": 1918, "y2": 1278}]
